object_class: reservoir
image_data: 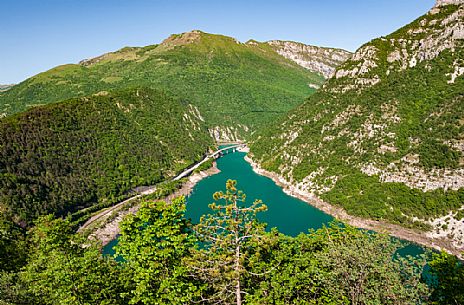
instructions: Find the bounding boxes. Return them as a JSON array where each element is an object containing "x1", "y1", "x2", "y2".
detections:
[
  {"x1": 103, "y1": 148, "x2": 423, "y2": 257},
  {"x1": 185, "y1": 149, "x2": 333, "y2": 235}
]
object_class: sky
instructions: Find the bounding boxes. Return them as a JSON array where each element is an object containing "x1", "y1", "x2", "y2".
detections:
[{"x1": 1, "y1": 0, "x2": 435, "y2": 84}]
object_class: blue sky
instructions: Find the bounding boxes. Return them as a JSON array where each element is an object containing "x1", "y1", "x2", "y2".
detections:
[{"x1": 1, "y1": 0, "x2": 435, "y2": 84}]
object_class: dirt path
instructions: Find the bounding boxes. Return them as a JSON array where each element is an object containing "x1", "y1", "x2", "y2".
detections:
[{"x1": 244, "y1": 155, "x2": 464, "y2": 259}]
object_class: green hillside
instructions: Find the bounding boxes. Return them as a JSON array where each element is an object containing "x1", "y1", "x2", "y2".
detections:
[
  {"x1": 250, "y1": 4, "x2": 464, "y2": 233},
  {"x1": 0, "y1": 87, "x2": 212, "y2": 224},
  {"x1": 0, "y1": 31, "x2": 325, "y2": 140}
]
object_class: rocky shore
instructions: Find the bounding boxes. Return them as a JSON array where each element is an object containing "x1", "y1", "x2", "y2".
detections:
[{"x1": 244, "y1": 155, "x2": 463, "y2": 259}]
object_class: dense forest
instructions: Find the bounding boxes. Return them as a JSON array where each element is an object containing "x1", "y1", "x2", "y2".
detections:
[
  {"x1": 250, "y1": 4, "x2": 464, "y2": 227},
  {"x1": 0, "y1": 181, "x2": 462, "y2": 305},
  {"x1": 0, "y1": 87, "x2": 212, "y2": 225},
  {"x1": 0, "y1": 31, "x2": 324, "y2": 137}
]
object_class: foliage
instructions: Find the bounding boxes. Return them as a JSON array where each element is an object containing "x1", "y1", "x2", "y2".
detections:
[
  {"x1": 17, "y1": 215, "x2": 127, "y2": 305},
  {"x1": 186, "y1": 180, "x2": 267, "y2": 304},
  {"x1": 0, "y1": 216, "x2": 27, "y2": 272},
  {"x1": 428, "y1": 251, "x2": 464, "y2": 304},
  {"x1": 115, "y1": 197, "x2": 198, "y2": 304},
  {"x1": 245, "y1": 224, "x2": 429, "y2": 305},
  {"x1": 194, "y1": 158, "x2": 214, "y2": 173},
  {"x1": 0, "y1": 182, "x2": 449, "y2": 305},
  {"x1": 0, "y1": 87, "x2": 212, "y2": 225}
]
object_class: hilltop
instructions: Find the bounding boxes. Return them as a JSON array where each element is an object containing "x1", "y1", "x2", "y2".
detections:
[
  {"x1": 0, "y1": 31, "x2": 349, "y2": 141},
  {"x1": 250, "y1": 2, "x2": 464, "y2": 251}
]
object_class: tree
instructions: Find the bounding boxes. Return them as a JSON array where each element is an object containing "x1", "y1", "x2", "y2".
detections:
[
  {"x1": 20, "y1": 215, "x2": 127, "y2": 305},
  {"x1": 0, "y1": 216, "x2": 27, "y2": 273},
  {"x1": 115, "y1": 197, "x2": 198, "y2": 305},
  {"x1": 313, "y1": 224, "x2": 430, "y2": 305},
  {"x1": 245, "y1": 224, "x2": 430, "y2": 305},
  {"x1": 429, "y1": 251, "x2": 464, "y2": 305},
  {"x1": 187, "y1": 179, "x2": 267, "y2": 305}
]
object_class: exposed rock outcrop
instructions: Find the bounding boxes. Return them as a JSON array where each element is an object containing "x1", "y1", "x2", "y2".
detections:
[
  {"x1": 436, "y1": 0, "x2": 464, "y2": 7},
  {"x1": 0, "y1": 84, "x2": 14, "y2": 92},
  {"x1": 266, "y1": 40, "x2": 352, "y2": 78}
]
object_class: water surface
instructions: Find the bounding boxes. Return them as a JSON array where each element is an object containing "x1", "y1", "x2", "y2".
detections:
[
  {"x1": 186, "y1": 150, "x2": 333, "y2": 235},
  {"x1": 104, "y1": 149, "x2": 424, "y2": 257}
]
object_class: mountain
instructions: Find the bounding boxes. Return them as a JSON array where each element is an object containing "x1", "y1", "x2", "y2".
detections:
[
  {"x1": 0, "y1": 87, "x2": 212, "y2": 224},
  {"x1": 0, "y1": 31, "x2": 349, "y2": 141},
  {"x1": 250, "y1": 2, "x2": 464, "y2": 248},
  {"x1": 264, "y1": 40, "x2": 352, "y2": 79}
]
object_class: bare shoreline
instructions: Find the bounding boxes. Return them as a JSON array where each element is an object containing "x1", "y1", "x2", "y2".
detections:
[
  {"x1": 88, "y1": 163, "x2": 220, "y2": 246},
  {"x1": 243, "y1": 155, "x2": 463, "y2": 258}
]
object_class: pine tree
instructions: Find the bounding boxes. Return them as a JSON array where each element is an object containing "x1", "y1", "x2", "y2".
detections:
[{"x1": 187, "y1": 179, "x2": 267, "y2": 305}]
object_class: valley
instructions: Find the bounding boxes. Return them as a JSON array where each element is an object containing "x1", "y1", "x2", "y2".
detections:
[{"x1": 1, "y1": 1, "x2": 463, "y2": 303}]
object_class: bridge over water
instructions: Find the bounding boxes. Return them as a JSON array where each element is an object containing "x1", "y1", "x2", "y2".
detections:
[{"x1": 174, "y1": 143, "x2": 246, "y2": 181}]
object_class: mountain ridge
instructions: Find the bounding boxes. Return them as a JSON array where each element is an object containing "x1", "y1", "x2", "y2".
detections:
[{"x1": 0, "y1": 30, "x2": 349, "y2": 141}]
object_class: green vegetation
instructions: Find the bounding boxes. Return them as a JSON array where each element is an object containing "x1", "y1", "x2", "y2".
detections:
[
  {"x1": 428, "y1": 251, "x2": 464, "y2": 304},
  {"x1": 0, "y1": 87, "x2": 212, "y2": 225},
  {"x1": 187, "y1": 180, "x2": 268, "y2": 304},
  {"x1": 116, "y1": 197, "x2": 196, "y2": 304},
  {"x1": 250, "y1": 5, "x2": 464, "y2": 225},
  {"x1": 3, "y1": 180, "x2": 451, "y2": 305},
  {"x1": 0, "y1": 31, "x2": 324, "y2": 137}
]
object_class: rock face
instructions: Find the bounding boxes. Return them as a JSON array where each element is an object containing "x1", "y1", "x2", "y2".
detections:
[
  {"x1": 436, "y1": 0, "x2": 464, "y2": 7},
  {"x1": 0, "y1": 84, "x2": 14, "y2": 92},
  {"x1": 266, "y1": 40, "x2": 352, "y2": 78},
  {"x1": 330, "y1": 2, "x2": 464, "y2": 94},
  {"x1": 250, "y1": 2, "x2": 464, "y2": 249}
]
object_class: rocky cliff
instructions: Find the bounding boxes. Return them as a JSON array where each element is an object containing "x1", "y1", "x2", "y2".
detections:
[
  {"x1": 265, "y1": 40, "x2": 352, "y2": 78},
  {"x1": 436, "y1": 0, "x2": 464, "y2": 7},
  {"x1": 0, "y1": 84, "x2": 14, "y2": 92}
]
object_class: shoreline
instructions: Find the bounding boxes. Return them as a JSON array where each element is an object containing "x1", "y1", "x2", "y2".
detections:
[
  {"x1": 89, "y1": 162, "x2": 221, "y2": 246},
  {"x1": 243, "y1": 155, "x2": 463, "y2": 259}
]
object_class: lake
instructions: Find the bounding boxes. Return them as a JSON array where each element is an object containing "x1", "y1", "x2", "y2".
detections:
[{"x1": 103, "y1": 148, "x2": 424, "y2": 257}]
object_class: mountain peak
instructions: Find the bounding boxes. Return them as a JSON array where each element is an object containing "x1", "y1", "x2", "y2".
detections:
[{"x1": 161, "y1": 30, "x2": 205, "y2": 47}]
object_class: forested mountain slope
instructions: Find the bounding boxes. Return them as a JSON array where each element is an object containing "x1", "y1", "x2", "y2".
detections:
[
  {"x1": 0, "y1": 88, "x2": 212, "y2": 224},
  {"x1": 250, "y1": 2, "x2": 464, "y2": 248},
  {"x1": 0, "y1": 31, "x2": 350, "y2": 140}
]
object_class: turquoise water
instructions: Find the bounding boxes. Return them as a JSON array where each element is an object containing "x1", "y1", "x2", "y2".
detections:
[
  {"x1": 185, "y1": 150, "x2": 333, "y2": 235},
  {"x1": 103, "y1": 149, "x2": 424, "y2": 257}
]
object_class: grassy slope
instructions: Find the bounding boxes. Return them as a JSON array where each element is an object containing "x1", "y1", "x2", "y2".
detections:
[
  {"x1": 0, "y1": 31, "x2": 324, "y2": 137},
  {"x1": 0, "y1": 88, "x2": 212, "y2": 224},
  {"x1": 250, "y1": 5, "x2": 464, "y2": 228}
]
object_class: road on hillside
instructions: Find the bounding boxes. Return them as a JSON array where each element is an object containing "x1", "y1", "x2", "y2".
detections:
[{"x1": 77, "y1": 144, "x2": 244, "y2": 233}]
